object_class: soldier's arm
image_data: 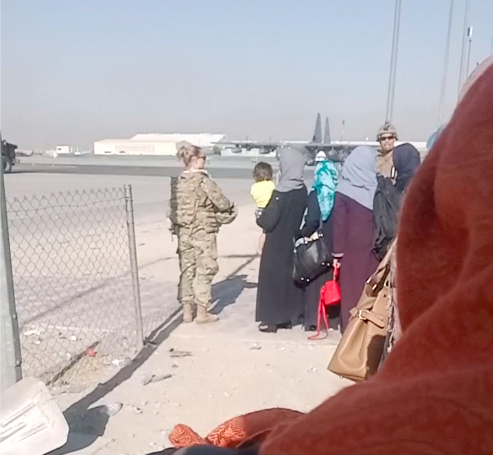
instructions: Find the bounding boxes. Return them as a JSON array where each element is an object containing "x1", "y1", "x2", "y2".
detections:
[
  {"x1": 168, "y1": 177, "x2": 179, "y2": 233},
  {"x1": 201, "y1": 176, "x2": 233, "y2": 212},
  {"x1": 168, "y1": 198, "x2": 175, "y2": 223}
]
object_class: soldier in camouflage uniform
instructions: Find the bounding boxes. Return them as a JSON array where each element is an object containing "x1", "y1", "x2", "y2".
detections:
[{"x1": 169, "y1": 143, "x2": 236, "y2": 324}]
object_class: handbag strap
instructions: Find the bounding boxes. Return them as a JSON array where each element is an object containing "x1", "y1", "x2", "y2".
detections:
[
  {"x1": 349, "y1": 308, "x2": 386, "y2": 328},
  {"x1": 367, "y1": 239, "x2": 396, "y2": 293},
  {"x1": 371, "y1": 239, "x2": 396, "y2": 279},
  {"x1": 380, "y1": 238, "x2": 397, "y2": 269},
  {"x1": 317, "y1": 211, "x2": 324, "y2": 236}
]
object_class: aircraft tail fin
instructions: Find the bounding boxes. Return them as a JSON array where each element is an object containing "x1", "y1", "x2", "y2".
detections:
[
  {"x1": 324, "y1": 117, "x2": 331, "y2": 144},
  {"x1": 311, "y1": 113, "x2": 322, "y2": 143}
]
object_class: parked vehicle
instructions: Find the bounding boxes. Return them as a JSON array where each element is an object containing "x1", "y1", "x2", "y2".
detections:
[{"x1": 1, "y1": 139, "x2": 18, "y2": 174}]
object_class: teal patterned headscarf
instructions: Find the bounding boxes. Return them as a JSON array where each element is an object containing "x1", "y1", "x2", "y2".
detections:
[{"x1": 313, "y1": 160, "x2": 338, "y2": 221}]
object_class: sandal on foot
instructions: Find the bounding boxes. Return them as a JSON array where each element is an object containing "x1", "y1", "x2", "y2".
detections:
[{"x1": 258, "y1": 323, "x2": 277, "y2": 333}]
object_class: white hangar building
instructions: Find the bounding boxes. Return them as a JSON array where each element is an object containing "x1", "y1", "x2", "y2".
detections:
[{"x1": 93, "y1": 133, "x2": 225, "y2": 156}]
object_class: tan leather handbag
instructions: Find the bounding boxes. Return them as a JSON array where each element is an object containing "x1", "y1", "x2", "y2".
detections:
[{"x1": 328, "y1": 244, "x2": 394, "y2": 382}]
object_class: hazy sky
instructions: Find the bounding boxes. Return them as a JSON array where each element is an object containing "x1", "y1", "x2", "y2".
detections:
[{"x1": 1, "y1": 0, "x2": 492, "y2": 150}]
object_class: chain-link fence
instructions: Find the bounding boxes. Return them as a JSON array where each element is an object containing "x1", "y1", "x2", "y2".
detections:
[{"x1": 7, "y1": 185, "x2": 143, "y2": 385}]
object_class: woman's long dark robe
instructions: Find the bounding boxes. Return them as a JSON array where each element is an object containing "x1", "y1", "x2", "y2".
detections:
[
  {"x1": 256, "y1": 187, "x2": 307, "y2": 326},
  {"x1": 332, "y1": 192, "x2": 379, "y2": 331},
  {"x1": 301, "y1": 190, "x2": 340, "y2": 331}
]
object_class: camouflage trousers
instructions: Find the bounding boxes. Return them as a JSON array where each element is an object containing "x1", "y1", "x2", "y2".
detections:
[{"x1": 177, "y1": 230, "x2": 219, "y2": 308}]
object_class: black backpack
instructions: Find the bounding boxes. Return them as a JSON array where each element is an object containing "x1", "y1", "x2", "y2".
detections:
[{"x1": 373, "y1": 176, "x2": 401, "y2": 261}]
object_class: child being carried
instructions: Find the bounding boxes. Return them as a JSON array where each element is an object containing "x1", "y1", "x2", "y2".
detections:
[{"x1": 250, "y1": 162, "x2": 276, "y2": 255}]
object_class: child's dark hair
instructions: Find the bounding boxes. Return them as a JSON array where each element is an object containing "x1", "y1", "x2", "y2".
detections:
[{"x1": 253, "y1": 162, "x2": 273, "y2": 182}]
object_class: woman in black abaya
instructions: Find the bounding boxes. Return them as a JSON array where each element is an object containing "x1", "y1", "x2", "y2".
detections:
[{"x1": 256, "y1": 146, "x2": 307, "y2": 333}]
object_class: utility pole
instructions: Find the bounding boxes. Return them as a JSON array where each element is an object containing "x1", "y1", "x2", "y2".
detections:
[
  {"x1": 0, "y1": 131, "x2": 22, "y2": 391},
  {"x1": 438, "y1": 0, "x2": 455, "y2": 128},
  {"x1": 457, "y1": 0, "x2": 470, "y2": 98},
  {"x1": 385, "y1": 0, "x2": 403, "y2": 123},
  {"x1": 465, "y1": 26, "x2": 474, "y2": 78}
]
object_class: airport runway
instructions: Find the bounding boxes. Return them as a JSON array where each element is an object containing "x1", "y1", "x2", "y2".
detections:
[
  {"x1": 14, "y1": 163, "x2": 258, "y2": 180},
  {"x1": 11, "y1": 155, "x2": 313, "y2": 180},
  {"x1": 17, "y1": 155, "x2": 277, "y2": 168},
  {"x1": 6, "y1": 157, "x2": 314, "y2": 226}
]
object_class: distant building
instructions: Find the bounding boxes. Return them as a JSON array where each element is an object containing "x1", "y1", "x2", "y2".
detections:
[
  {"x1": 55, "y1": 145, "x2": 80, "y2": 155},
  {"x1": 93, "y1": 133, "x2": 225, "y2": 156}
]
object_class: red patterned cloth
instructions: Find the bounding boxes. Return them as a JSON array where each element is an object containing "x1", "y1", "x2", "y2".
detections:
[{"x1": 169, "y1": 408, "x2": 302, "y2": 449}]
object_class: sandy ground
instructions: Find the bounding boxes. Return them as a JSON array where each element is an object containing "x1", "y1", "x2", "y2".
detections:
[
  {"x1": 48, "y1": 206, "x2": 350, "y2": 455},
  {"x1": 4, "y1": 171, "x2": 350, "y2": 455},
  {"x1": 4, "y1": 172, "x2": 256, "y2": 383}
]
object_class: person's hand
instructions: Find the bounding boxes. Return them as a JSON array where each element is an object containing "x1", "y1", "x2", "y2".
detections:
[{"x1": 332, "y1": 258, "x2": 341, "y2": 269}]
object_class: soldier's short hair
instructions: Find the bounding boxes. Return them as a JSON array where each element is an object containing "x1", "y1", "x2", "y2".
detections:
[
  {"x1": 177, "y1": 141, "x2": 204, "y2": 166},
  {"x1": 253, "y1": 162, "x2": 274, "y2": 182}
]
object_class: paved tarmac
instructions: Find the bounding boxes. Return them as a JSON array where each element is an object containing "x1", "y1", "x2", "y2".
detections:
[
  {"x1": 11, "y1": 155, "x2": 315, "y2": 180},
  {"x1": 6, "y1": 156, "x2": 315, "y2": 227},
  {"x1": 16, "y1": 154, "x2": 277, "y2": 168},
  {"x1": 5, "y1": 172, "x2": 255, "y2": 227},
  {"x1": 14, "y1": 163, "x2": 259, "y2": 180}
]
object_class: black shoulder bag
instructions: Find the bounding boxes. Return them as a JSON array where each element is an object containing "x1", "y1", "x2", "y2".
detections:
[{"x1": 292, "y1": 217, "x2": 331, "y2": 284}]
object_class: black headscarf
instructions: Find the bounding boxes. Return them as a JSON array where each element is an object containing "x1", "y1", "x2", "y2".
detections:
[{"x1": 393, "y1": 143, "x2": 421, "y2": 193}]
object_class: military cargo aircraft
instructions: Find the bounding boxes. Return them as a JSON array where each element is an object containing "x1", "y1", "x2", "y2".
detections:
[{"x1": 214, "y1": 113, "x2": 427, "y2": 163}]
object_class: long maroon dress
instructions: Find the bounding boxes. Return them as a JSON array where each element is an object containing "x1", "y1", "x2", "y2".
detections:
[{"x1": 332, "y1": 192, "x2": 379, "y2": 331}]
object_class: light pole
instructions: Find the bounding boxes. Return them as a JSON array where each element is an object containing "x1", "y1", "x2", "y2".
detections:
[
  {"x1": 465, "y1": 26, "x2": 474, "y2": 78},
  {"x1": 438, "y1": 0, "x2": 455, "y2": 127},
  {"x1": 457, "y1": 0, "x2": 470, "y2": 98},
  {"x1": 385, "y1": 0, "x2": 403, "y2": 123}
]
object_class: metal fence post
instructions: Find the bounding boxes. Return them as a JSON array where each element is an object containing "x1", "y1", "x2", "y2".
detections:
[
  {"x1": 124, "y1": 185, "x2": 144, "y2": 350},
  {"x1": 0, "y1": 131, "x2": 22, "y2": 391}
]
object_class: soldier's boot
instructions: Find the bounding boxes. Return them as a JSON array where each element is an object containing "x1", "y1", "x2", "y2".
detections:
[
  {"x1": 195, "y1": 305, "x2": 219, "y2": 324},
  {"x1": 182, "y1": 303, "x2": 194, "y2": 323}
]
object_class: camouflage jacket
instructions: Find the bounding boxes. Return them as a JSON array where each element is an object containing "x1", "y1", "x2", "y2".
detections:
[{"x1": 169, "y1": 170, "x2": 236, "y2": 234}]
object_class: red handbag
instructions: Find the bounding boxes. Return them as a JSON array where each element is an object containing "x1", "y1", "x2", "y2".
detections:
[
  {"x1": 322, "y1": 267, "x2": 341, "y2": 306},
  {"x1": 308, "y1": 268, "x2": 341, "y2": 340}
]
